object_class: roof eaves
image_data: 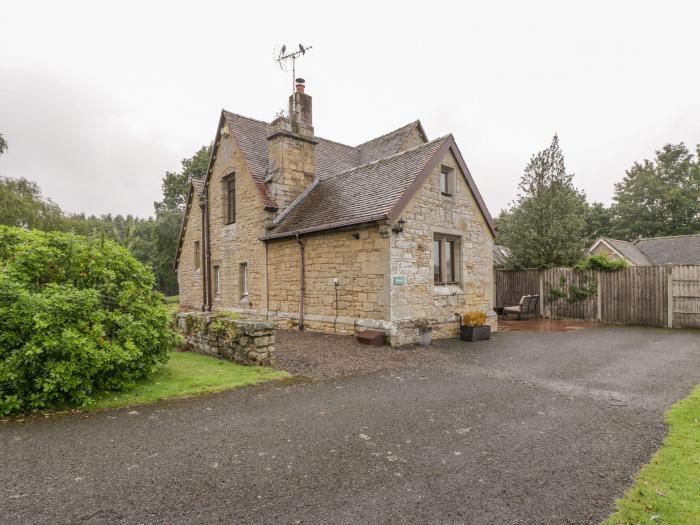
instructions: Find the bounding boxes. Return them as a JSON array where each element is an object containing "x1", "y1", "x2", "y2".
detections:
[
  {"x1": 174, "y1": 182, "x2": 197, "y2": 270},
  {"x1": 263, "y1": 216, "x2": 387, "y2": 240}
]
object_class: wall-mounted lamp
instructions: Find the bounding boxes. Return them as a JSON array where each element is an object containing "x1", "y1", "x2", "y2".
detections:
[{"x1": 392, "y1": 217, "x2": 406, "y2": 235}]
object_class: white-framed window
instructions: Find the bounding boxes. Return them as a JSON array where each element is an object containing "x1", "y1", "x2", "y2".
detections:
[
  {"x1": 213, "y1": 265, "x2": 221, "y2": 296},
  {"x1": 440, "y1": 166, "x2": 455, "y2": 196},
  {"x1": 433, "y1": 234, "x2": 460, "y2": 284},
  {"x1": 239, "y1": 262, "x2": 249, "y2": 300}
]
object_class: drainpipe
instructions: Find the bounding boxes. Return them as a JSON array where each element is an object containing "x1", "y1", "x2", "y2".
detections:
[
  {"x1": 296, "y1": 234, "x2": 305, "y2": 331},
  {"x1": 265, "y1": 241, "x2": 270, "y2": 321},
  {"x1": 199, "y1": 201, "x2": 207, "y2": 311},
  {"x1": 203, "y1": 185, "x2": 212, "y2": 312}
]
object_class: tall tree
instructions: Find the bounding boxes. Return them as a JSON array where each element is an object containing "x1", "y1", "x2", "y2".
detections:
[
  {"x1": 0, "y1": 177, "x2": 64, "y2": 231},
  {"x1": 497, "y1": 135, "x2": 587, "y2": 268},
  {"x1": 152, "y1": 144, "x2": 212, "y2": 295},
  {"x1": 154, "y1": 144, "x2": 212, "y2": 213},
  {"x1": 611, "y1": 143, "x2": 700, "y2": 239},
  {"x1": 0, "y1": 133, "x2": 7, "y2": 155},
  {"x1": 583, "y1": 202, "x2": 614, "y2": 244}
]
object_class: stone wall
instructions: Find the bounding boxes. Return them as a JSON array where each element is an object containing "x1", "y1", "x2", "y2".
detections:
[
  {"x1": 265, "y1": 224, "x2": 390, "y2": 334},
  {"x1": 388, "y1": 149, "x2": 495, "y2": 345},
  {"x1": 176, "y1": 313, "x2": 276, "y2": 366},
  {"x1": 178, "y1": 191, "x2": 204, "y2": 311},
  {"x1": 208, "y1": 132, "x2": 271, "y2": 313}
]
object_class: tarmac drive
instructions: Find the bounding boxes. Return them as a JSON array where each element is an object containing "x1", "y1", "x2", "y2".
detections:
[{"x1": 2, "y1": 326, "x2": 699, "y2": 524}]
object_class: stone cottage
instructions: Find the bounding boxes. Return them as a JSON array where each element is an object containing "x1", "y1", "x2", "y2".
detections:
[{"x1": 175, "y1": 80, "x2": 497, "y2": 344}]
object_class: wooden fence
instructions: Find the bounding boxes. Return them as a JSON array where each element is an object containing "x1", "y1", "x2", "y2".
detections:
[{"x1": 494, "y1": 265, "x2": 700, "y2": 329}]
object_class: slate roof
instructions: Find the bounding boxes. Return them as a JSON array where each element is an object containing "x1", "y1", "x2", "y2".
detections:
[
  {"x1": 600, "y1": 238, "x2": 651, "y2": 266},
  {"x1": 493, "y1": 244, "x2": 512, "y2": 267},
  {"x1": 594, "y1": 235, "x2": 700, "y2": 265},
  {"x1": 356, "y1": 121, "x2": 426, "y2": 165},
  {"x1": 266, "y1": 136, "x2": 451, "y2": 238},
  {"x1": 634, "y1": 235, "x2": 700, "y2": 265},
  {"x1": 222, "y1": 112, "x2": 423, "y2": 206}
]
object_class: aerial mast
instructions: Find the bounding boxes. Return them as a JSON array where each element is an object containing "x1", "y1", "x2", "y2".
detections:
[{"x1": 274, "y1": 43, "x2": 313, "y2": 92}]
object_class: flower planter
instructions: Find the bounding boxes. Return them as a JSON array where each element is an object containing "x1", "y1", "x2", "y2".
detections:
[{"x1": 460, "y1": 325, "x2": 491, "y2": 342}]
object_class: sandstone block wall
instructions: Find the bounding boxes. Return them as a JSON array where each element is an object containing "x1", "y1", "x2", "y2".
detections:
[
  {"x1": 388, "y1": 149, "x2": 495, "y2": 344},
  {"x1": 266, "y1": 224, "x2": 390, "y2": 333},
  {"x1": 176, "y1": 313, "x2": 276, "y2": 366},
  {"x1": 178, "y1": 192, "x2": 204, "y2": 311}
]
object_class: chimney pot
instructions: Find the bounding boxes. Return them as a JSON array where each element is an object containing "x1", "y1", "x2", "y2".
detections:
[{"x1": 295, "y1": 77, "x2": 305, "y2": 93}]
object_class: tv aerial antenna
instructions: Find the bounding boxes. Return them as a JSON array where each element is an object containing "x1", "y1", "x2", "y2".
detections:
[{"x1": 273, "y1": 43, "x2": 313, "y2": 91}]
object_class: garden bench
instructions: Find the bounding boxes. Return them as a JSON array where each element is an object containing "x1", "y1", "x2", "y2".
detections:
[{"x1": 503, "y1": 295, "x2": 539, "y2": 320}]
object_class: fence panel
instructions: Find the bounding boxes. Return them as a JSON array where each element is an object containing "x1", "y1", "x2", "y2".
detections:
[
  {"x1": 494, "y1": 269, "x2": 539, "y2": 308},
  {"x1": 599, "y1": 266, "x2": 668, "y2": 327},
  {"x1": 672, "y1": 265, "x2": 700, "y2": 328},
  {"x1": 542, "y1": 268, "x2": 597, "y2": 320},
  {"x1": 494, "y1": 265, "x2": 699, "y2": 328}
]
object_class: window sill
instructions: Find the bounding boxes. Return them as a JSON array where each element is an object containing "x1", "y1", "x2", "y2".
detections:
[{"x1": 433, "y1": 284, "x2": 463, "y2": 296}]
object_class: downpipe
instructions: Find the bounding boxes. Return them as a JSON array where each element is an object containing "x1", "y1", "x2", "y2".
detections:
[{"x1": 297, "y1": 234, "x2": 305, "y2": 331}]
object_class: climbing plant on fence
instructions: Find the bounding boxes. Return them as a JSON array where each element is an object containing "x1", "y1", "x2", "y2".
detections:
[{"x1": 546, "y1": 274, "x2": 598, "y2": 303}]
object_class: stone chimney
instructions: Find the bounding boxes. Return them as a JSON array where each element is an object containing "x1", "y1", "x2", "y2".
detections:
[{"x1": 267, "y1": 78, "x2": 317, "y2": 210}]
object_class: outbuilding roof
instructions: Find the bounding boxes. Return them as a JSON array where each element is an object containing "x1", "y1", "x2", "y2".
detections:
[{"x1": 592, "y1": 235, "x2": 700, "y2": 265}]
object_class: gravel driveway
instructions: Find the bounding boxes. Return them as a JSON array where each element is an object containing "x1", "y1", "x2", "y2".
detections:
[{"x1": 2, "y1": 327, "x2": 699, "y2": 524}]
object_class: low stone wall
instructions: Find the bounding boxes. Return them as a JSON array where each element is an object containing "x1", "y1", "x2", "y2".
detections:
[{"x1": 175, "y1": 313, "x2": 276, "y2": 366}]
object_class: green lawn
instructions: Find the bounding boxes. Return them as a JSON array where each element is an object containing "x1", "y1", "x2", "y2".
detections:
[
  {"x1": 603, "y1": 384, "x2": 700, "y2": 525},
  {"x1": 88, "y1": 351, "x2": 289, "y2": 411}
]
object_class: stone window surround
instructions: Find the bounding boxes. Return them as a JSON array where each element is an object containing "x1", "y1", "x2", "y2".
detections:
[
  {"x1": 213, "y1": 263, "x2": 222, "y2": 299},
  {"x1": 223, "y1": 171, "x2": 236, "y2": 225},
  {"x1": 239, "y1": 261, "x2": 250, "y2": 304},
  {"x1": 194, "y1": 240, "x2": 201, "y2": 271},
  {"x1": 439, "y1": 164, "x2": 456, "y2": 200},
  {"x1": 432, "y1": 226, "x2": 464, "y2": 296}
]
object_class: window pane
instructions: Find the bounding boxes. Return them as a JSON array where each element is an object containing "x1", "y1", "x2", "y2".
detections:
[
  {"x1": 194, "y1": 241, "x2": 200, "y2": 269},
  {"x1": 433, "y1": 240, "x2": 442, "y2": 283},
  {"x1": 445, "y1": 240, "x2": 455, "y2": 282},
  {"x1": 440, "y1": 171, "x2": 448, "y2": 194},
  {"x1": 227, "y1": 179, "x2": 235, "y2": 223},
  {"x1": 240, "y1": 262, "x2": 249, "y2": 298},
  {"x1": 214, "y1": 266, "x2": 220, "y2": 294}
]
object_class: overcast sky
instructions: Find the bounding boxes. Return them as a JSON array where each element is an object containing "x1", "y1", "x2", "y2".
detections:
[{"x1": 1, "y1": 0, "x2": 698, "y2": 218}]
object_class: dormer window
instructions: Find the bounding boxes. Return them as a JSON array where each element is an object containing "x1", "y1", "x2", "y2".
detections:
[{"x1": 440, "y1": 166, "x2": 455, "y2": 196}]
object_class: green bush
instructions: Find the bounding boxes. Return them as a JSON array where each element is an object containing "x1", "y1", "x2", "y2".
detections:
[
  {"x1": 575, "y1": 254, "x2": 629, "y2": 272},
  {"x1": 0, "y1": 226, "x2": 178, "y2": 416}
]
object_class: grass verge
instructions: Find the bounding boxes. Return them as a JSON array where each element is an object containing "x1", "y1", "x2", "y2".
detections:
[
  {"x1": 603, "y1": 384, "x2": 700, "y2": 525},
  {"x1": 88, "y1": 351, "x2": 288, "y2": 411}
]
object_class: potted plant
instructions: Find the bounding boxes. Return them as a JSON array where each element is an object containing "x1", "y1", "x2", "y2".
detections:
[
  {"x1": 416, "y1": 319, "x2": 432, "y2": 346},
  {"x1": 460, "y1": 312, "x2": 491, "y2": 342}
]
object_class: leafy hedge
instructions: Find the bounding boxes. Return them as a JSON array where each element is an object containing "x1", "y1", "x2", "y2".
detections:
[
  {"x1": 0, "y1": 226, "x2": 178, "y2": 416},
  {"x1": 575, "y1": 254, "x2": 629, "y2": 271}
]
